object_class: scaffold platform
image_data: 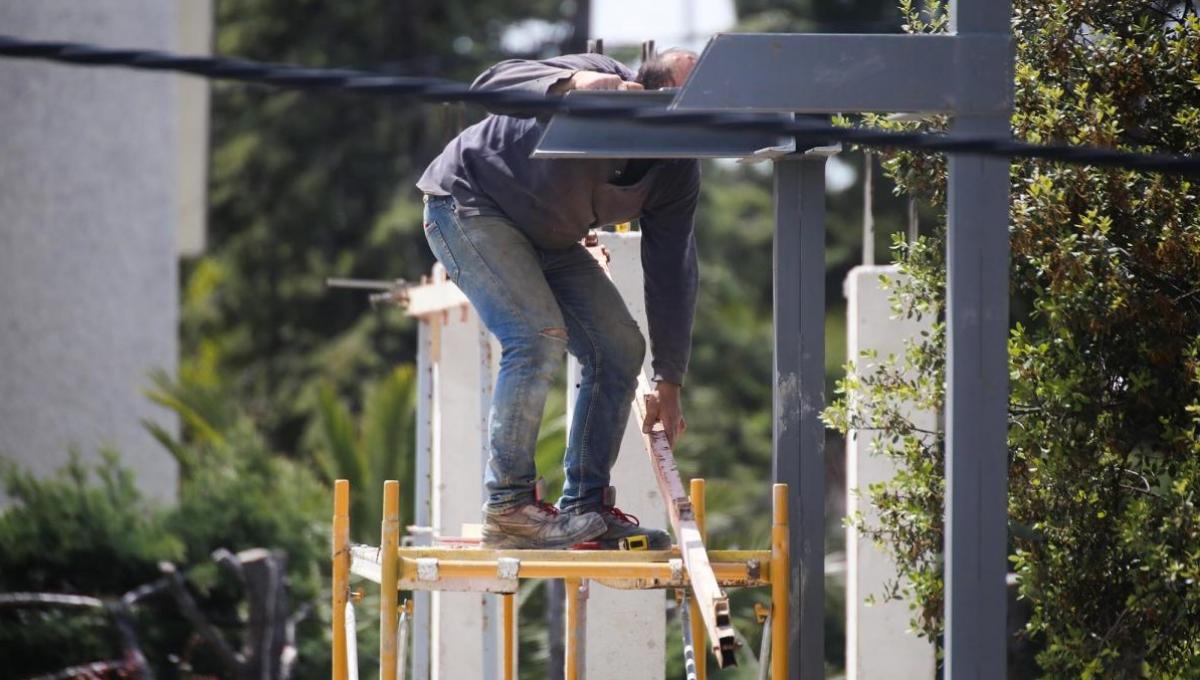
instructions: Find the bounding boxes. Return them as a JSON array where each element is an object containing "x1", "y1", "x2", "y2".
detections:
[{"x1": 331, "y1": 478, "x2": 790, "y2": 679}]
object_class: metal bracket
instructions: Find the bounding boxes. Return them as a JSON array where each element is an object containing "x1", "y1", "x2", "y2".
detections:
[
  {"x1": 533, "y1": 90, "x2": 793, "y2": 160},
  {"x1": 497, "y1": 557, "x2": 520, "y2": 580},
  {"x1": 672, "y1": 32, "x2": 1012, "y2": 115},
  {"x1": 416, "y1": 558, "x2": 439, "y2": 582}
]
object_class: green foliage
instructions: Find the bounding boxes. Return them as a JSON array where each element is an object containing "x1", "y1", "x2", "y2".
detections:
[
  {"x1": 0, "y1": 378, "x2": 330, "y2": 678},
  {"x1": 306, "y1": 365, "x2": 416, "y2": 542},
  {"x1": 0, "y1": 454, "x2": 183, "y2": 595},
  {"x1": 190, "y1": 0, "x2": 566, "y2": 452},
  {"x1": 0, "y1": 454, "x2": 183, "y2": 675},
  {"x1": 827, "y1": 0, "x2": 1200, "y2": 675}
]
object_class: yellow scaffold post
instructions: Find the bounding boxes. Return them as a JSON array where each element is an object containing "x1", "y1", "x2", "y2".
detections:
[
  {"x1": 689, "y1": 477, "x2": 708, "y2": 680},
  {"x1": 332, "y1": 480, "x2": 350, "y2": 680},
  {"x1": 502, "y1": 592, "x2": 516, "y2": 680},
  {"x1": 771, "y1": 483, "x2": 790, "y2": 680},
  {"x1": 380, "y1": 480, "x2": 401, "y2": 680}
]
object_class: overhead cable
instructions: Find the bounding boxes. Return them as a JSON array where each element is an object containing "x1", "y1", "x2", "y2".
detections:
[{"x1": 0, "y1": 34, "x2": 1197, "y2": 175}]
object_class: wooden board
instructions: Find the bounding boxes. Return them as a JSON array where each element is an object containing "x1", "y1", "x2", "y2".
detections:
[
  {"x1": 632, "y1": 373, "x2": 738, "y2": 667},
  {"x1": 585, "y1": 240, "x2": 739, "y2": 667}
]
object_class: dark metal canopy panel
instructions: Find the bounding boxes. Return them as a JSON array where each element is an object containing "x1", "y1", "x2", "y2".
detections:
[
  {"x1": 531, "y1": 90, "x2": 793, "y2": 159},
  {"x1": 671, "y1": 32, "x2": 1011, "y2": 115}
]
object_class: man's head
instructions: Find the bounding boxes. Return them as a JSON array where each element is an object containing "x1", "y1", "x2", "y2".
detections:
[{"x1": 635, "y1": 48, "x2": 698, "y2": 90}]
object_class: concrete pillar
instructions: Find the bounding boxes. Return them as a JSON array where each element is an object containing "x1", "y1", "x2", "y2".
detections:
[
  {"x1": 430, "y1": 305, "x2": 498, "y2": 679},
  {"x1": 0, "y1": 1, "x2": 209, "y2": 501},
  {"x1": 567, "y1": 231, "x2": 667, "y2": 680},
  {"x1": 844, "y1": 265, "x2": 936, "y2": 679}
]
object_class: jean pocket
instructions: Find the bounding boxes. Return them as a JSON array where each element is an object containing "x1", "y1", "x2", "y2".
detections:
[{"x1": 423, "y1": 219, "x2": 461, "y2": 281}]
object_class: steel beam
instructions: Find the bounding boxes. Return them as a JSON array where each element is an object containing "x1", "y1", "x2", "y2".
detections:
[
  {"x1": 671, "y1": 33, "x2": 1010, "y2": 115},
  {"x1": 533, "y1": 90, "x2": 791, "y2": 159},
  {"x1": 944, "y1": 3, "x2": 1012, "y2": 679},
  {"x1": 945, "y1": 116, "x2": 1010, "y2": 680},
  {"x1": 772, "y1": 154, "x2": 828, "y2": 679}
]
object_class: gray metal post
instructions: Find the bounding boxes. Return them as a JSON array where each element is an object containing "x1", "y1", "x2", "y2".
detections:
[
  {"x1": 945, "y1": 2, "x2": 1012, "y2": 678},
  {"x1": 412, "y1": 319, "x2": 434, "y2": 680},
  {"x1": 773, "y1": 155, "x2": 827, "y2": 679},
  {"x1": 480, "y1": 321, "x2": 500, "y2": 680},
  {"x1": 862, "y1": 151, "x2": 875, "y2": 266}
]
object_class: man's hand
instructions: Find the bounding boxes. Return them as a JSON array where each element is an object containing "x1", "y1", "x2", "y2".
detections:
[
  {"x1": 551, "y1": 71, "x2": 643, "y2": 94},
  {"x1": 642, "y1": 381, "x2": 686, "y2": 448}
]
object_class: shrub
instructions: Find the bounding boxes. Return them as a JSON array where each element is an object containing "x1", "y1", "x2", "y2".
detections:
[{"x1": 826, "y1": 0, "x2": 1200, "y2": 675}]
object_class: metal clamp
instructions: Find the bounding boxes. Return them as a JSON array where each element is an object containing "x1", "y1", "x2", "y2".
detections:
[
  {"x1": 416, "y1": 558, "x2": 439, "y2": 582},
  {"x1": 497, "y1": 557, "x2": 520, "y2": 580},
  {"x1": 669, "y1": 558, "x2": 684, "y2": 582}
]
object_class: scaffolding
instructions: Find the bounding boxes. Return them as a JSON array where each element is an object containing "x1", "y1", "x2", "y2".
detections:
[
  {"x1": 331, "y1": 477, "x2": 789, "y2": 679},
  {"x1": 326, "y1": 232, "x2": 791, "y2": 679}
]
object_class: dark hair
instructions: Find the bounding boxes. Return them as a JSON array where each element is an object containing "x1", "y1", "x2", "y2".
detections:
[{"x1": 636, "y1": 48, "x2": 695, "y2": 90}]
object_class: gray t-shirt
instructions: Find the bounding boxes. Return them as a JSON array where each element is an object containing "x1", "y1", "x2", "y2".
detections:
[{"x1": 417, "y1": 54, "x2": 699, "y2": 385}]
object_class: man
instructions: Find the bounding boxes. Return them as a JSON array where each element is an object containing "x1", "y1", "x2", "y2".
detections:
[{"x1": 417, "y1": 48, "x2": 699, "y2": 549}]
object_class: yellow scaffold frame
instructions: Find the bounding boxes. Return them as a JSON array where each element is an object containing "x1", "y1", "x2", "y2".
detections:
[{"x1": 331, "y1": 477, "x2": 790, "y2": 680}]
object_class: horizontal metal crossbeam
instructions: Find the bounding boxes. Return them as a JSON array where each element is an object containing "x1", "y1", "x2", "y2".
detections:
[
  {"x1": 533, "y1": 90, "x2": 794, "y2": 159},
  {"x1": 672, "y1": 32, "x2": 1012, "y2": 114},
  {"x1": 349, "y1": 545, "x2": 771, "y2": 591},
  {"x1": 2, "y1": 33, "x2": 1197, "y2": 173}
]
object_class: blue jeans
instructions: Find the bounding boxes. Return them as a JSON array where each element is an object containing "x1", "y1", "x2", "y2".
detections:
[{"x1": 422, "y1": 195, "x2": 646, "y2": 513}]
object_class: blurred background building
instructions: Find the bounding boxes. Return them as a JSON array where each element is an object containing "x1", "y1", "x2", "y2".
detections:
[{"x1": 0, "y1": 1, "x2": 212, "y2": 501}]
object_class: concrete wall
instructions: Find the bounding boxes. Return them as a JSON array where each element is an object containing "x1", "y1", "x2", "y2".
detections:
[
  {"x1": 0, "y1": 2, "x2": 209, "y2": 501},
  {"x1": 844, "y1": 265, "x2": 937, "y2": 679}
]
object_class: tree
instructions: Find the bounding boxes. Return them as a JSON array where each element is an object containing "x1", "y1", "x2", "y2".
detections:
[
  {"x1": 190, "y1": 0, "x2": 568, "y2": 451},
  {"x1": 826, "y1": 1, "x2": 1200, "y2": 675}
]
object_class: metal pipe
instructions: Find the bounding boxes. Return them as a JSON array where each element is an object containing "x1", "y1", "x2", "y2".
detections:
[
  {"x1": 332, "y1": 480, "x2": 350, "y2": 680},
  {"x1": 380, "y1": 481, "x2": 401, "y2": 680},
  {"x1": 396, "y1": 604, "x2": 409, "y2": 680},
  {"x1": 346, "y1": 601, "x2": 360, "y2": 680},
  {"x1": 689, "y1": 478, "x2": 708, "y2": 680},
  {"x1": 679, "y1": 596, "x2": 699, "y2": 680},
  {"x1": 770, "y1": 484, "x2": 789, "y2": 680},
  {"x1": 863, "y1": 150, "x2": 875, "y2": 265},
  {"x1": 907, "y1": 194, "x2": 919, "y2": 244},
  {"x1": 757, "y1": 613, "x2": 772, "y2": 680}
]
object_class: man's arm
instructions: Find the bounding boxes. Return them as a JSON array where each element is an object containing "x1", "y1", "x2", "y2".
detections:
[
  {"x1": 639, "y1": 161, "x2": 701, "y2": 445},
  {"x1": 470, "y1": 54, "x2": 640, "y2": 116}
]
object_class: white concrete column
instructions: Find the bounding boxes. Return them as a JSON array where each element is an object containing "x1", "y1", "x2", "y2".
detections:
[
  {"x1": 567, "y1": 231, "x2": 667, "y2": 680},
  {"x1": 0, "y1": 1, "x2": 209, "y2": 501},
  {"x1": 844, "y1": 265, "x2": 936, "y2": 679},
  {"x1": 430, "y1": 304, "x2": 495, "y2": 679}
]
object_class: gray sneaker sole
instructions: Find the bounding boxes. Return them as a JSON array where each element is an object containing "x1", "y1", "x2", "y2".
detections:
[{"x1": 480, "y1": 515, "x2": 607, "y2": 550}]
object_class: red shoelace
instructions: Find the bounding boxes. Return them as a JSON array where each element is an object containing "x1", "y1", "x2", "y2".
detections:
[
  {"x1": 605, "y1": 505, "x2": 640, "y2": 526},
  {"x1": 534, "y1": 500, "x2": 561, "y2": 517}
]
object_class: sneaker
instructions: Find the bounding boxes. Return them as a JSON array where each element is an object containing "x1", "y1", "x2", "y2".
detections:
[
  {"x1": 481, "y1": 501, "x2": 607, "y2": 549},
  {"x1": 568, "y1": 487, "x2": 673, "y2": 550}
]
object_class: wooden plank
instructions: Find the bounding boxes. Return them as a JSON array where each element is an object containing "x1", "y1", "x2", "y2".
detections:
[{"x1": 633, "y1": 360, "x2": 736, "y2": 666}]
